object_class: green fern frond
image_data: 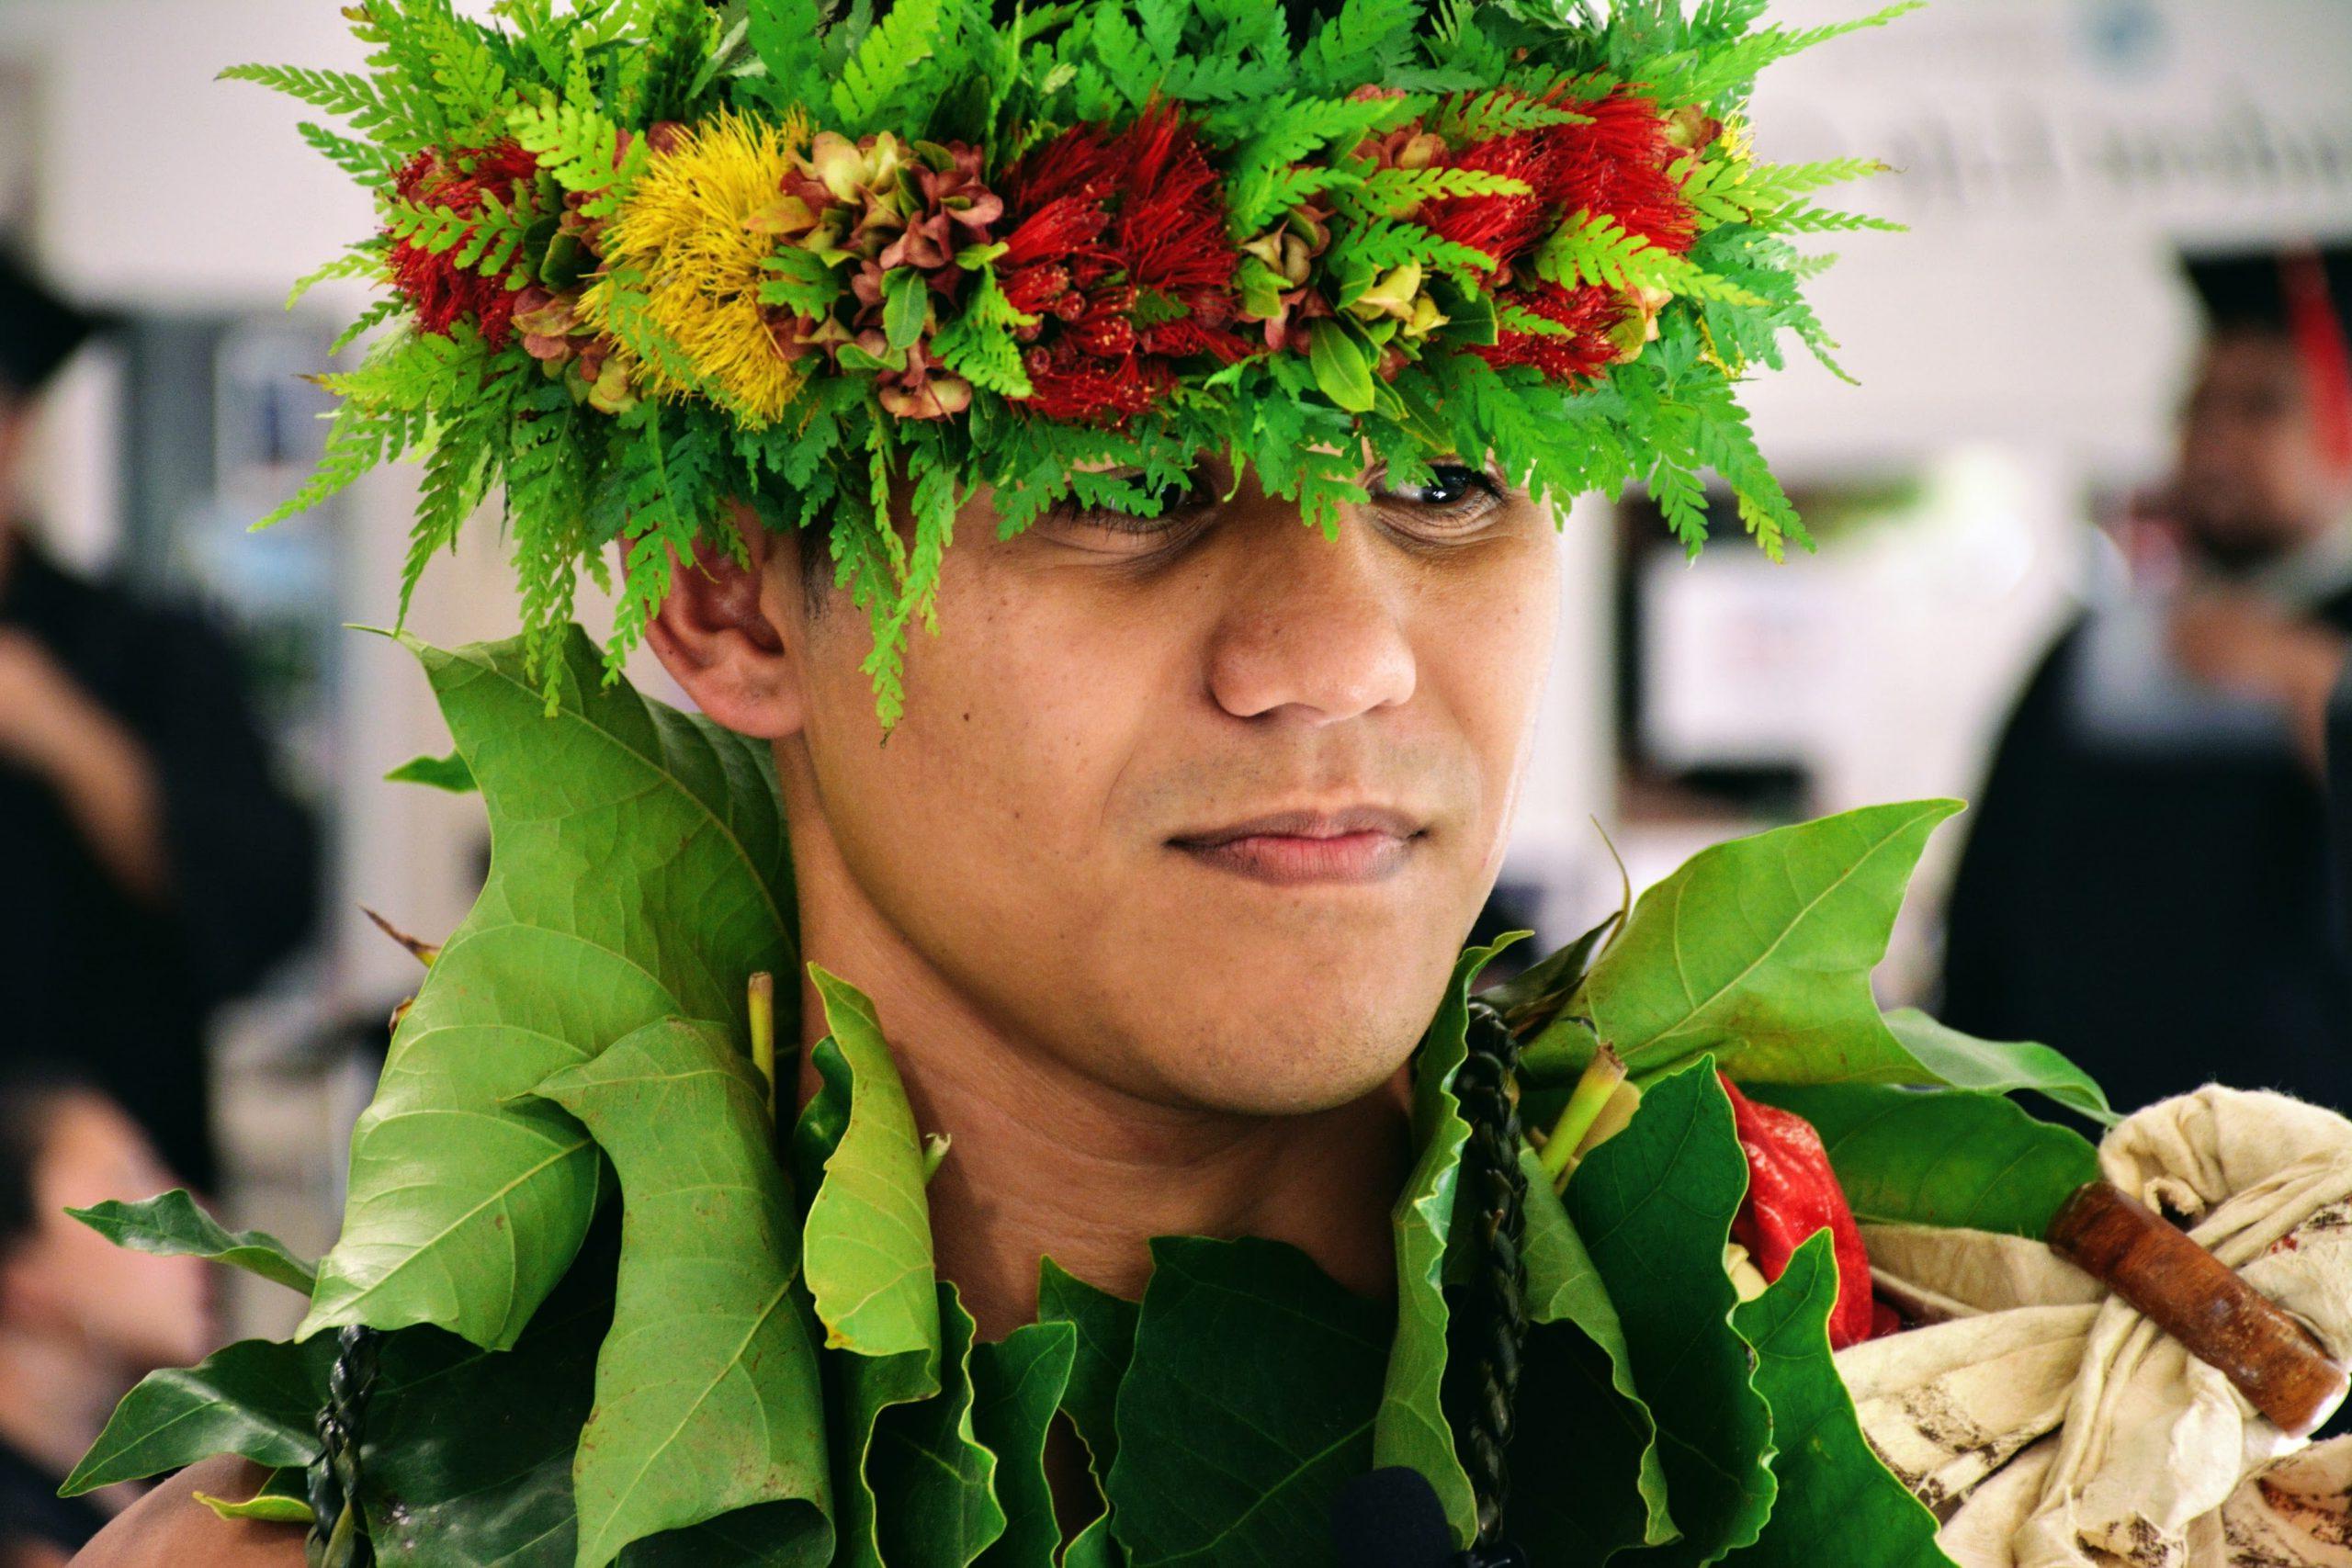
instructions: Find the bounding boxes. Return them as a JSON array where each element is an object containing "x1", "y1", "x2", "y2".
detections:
[
  {"x1": 1327, "y1": 217, "x2": 1509, "y2": 299},
  {"x1": 509, "y1": 95, "x2": 648, "y2": 218},
  {"x1": 331, "y1": 298, "x2": 408, "y2": 356},
  {"x1": 1432, "y1": 86, "x2": 1592, "y2": 143},
  {"x1": 1296, "y1": 0, "x2": 1419, "y2": 94},
  {"x1": 220, "y1": 62, "x2": 417, "y2": 146},
  {"x1": 1758, "y1": 201, "x2": 1903, "y2": 234},
  {"x1": 931, "y1": 270, "x2": 1036, "y2": 399},
  {"x1": 288, "y1": 248, "x2": 388, "y2": 310},
  {"x1": 1338, "y1": 164, "x2": 1532, "y2": 221},
  {"x1": 831, "y1": 0, "x2": 944, "y2": 134},
  {"x1": 297, "y1": 122, "x2": 398, "y2": 188},
  {"x1": 1532, "y1": 210, "x2": 1771, "y2": 308}
]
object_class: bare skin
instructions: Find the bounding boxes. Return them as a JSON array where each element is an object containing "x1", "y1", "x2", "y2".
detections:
[{"x1": 74, "y1": 452, "x2": 1563, "y2": 1562}]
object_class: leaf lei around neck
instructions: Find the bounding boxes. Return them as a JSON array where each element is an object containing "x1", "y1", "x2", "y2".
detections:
[{"x1": 65, "y1": 628, "x2": 2115, "y2": 1568}]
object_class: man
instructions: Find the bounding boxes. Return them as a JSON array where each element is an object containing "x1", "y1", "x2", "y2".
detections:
[
  {"x1": 80, "y1": 447, "x2": 1565, "y2": 1562},
  {"x1": 0, "y1": 249, "x2": 320, "y2": 1191},
  {"x1": 1943, "y1": 245, "x2": 2352, "y2": 1117}
]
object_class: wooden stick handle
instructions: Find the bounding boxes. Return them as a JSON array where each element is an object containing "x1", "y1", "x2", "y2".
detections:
[{"x1": 2046, "y1": 1180, "x2": 2349, "y2": 1438}]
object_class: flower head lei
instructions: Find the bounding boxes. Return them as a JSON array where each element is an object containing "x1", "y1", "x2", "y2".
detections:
[{"x1": 242, "y1": 0, "x2": 1913, "y2": 724}]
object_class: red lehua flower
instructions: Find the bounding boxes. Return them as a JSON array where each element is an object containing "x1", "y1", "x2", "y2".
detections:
[
  {"x1": 1423, "y1": 86, "x2": 1697, "y2": 277},
  {"x1": 1538, "y1": 88, "x2": 1696, "y2": 254},
  {"x1": 997, "y1": 105, "x2": 1254, "y2": 423},
  {"x1": 387, "y1": 141, "x2": 544, "y2": 349},
  {"x1": 1476, "y1": 281, "x2": 1622, "y2": 384}
]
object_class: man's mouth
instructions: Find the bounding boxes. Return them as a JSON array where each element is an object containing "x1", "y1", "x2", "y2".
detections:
[{"x1": 1167, "y1": 807, "x2": 1426, "y2": 887}]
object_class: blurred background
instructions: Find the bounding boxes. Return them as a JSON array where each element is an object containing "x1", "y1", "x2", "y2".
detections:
[{"x1": 0, "y1": 0, "x2": 2346, "y2": 1539}]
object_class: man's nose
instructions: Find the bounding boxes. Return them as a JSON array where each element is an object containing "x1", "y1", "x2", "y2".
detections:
[{"x1": 1203, "y1": 510, "x2": 1418, "y2": 725}]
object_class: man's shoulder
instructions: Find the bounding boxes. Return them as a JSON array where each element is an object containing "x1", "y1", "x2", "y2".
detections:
[{"x1": 70, "y1": 1458, "x2": 307, "y2": 1568}]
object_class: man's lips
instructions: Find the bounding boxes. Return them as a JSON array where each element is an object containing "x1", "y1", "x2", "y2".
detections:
[{"x1": 1167, "y1": 807, "x2": 1426, "y2": 886}]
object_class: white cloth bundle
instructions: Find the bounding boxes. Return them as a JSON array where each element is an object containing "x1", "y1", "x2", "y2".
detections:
[{"x1": 1833, "y1": 1087, "x2": 2352, "y2": 1567}]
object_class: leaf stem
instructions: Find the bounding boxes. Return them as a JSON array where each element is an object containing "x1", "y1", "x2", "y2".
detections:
[
  {"x1": 748, "y1": 971, "x2": 776, "y2": 1122},
  {"x1": 1538, "y1": 1043, "x2": 1627, "y2": 1187}
]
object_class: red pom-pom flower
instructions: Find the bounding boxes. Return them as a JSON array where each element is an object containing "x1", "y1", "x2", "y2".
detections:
[
  {"x1": 996, "y1": 105, "x2": 1255, "y2": 423},
  {"x1": 387, "y1": 141, "x2": 545, "y2": 349}
]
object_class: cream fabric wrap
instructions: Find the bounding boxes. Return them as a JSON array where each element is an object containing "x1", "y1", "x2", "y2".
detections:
[{"x1": 1830, "y1": 1087, "x2": 2352, "y2": 1567}]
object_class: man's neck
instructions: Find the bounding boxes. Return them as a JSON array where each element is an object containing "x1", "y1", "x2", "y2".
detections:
[{"x1": 788, "y1": 848, "x2": 1410, "y2": 1341}]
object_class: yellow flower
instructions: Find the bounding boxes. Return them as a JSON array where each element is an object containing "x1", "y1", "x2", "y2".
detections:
[{"x1": 582, "y1": 107, "x2": 808, "y2": 428}]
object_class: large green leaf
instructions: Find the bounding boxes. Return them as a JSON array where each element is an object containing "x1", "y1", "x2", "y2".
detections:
[
  {"x1": 1109, "y1": 1236, "x2": 1390, "y2": 1568},
  {"x1": 536, "y1": 1018, "x2": 831, "y2": 1568},
  {"x1": 1539, "y1": 801, "x2": 1962, "y2": 1088},
  {"x1": 1035, "y1": 1258, "x2": 1138, "y2": 1564},
  {"x1": 971, "y1": 1321, "x2": 1080, "y2": 1568},
  {"x1": 67, "y1": 1188, "x2": 317, "y2": 1294},
  {"x1": 868, "y1": 1284, "x2": 1006, "y2": 1566},
  {"x1": 1374, "y1": 937, "x2": 1517, "y2": 1546},
  {"x1": 64, "y1": 1336, "x2": 334, "y2": 1494},
  {"x1": 803, "y1": 965, "x2": 939, "y2": 1359},
  {"x1": 305, "y1": 627, "x2": 795, "y2": 1350},
  {"x1": 1566, "y1": 1060, "x2": 1776, "y2": 1567},
  {"x1": 1753, "y1": 1083, "x2": 2098, "y2": 1239},
  {"x1": 1882, "y1": 1010, "x2": 2116, "y2": 1125},
  {"x1": 1519, "y1": 1148, "x2": 1672, "y2": 1548},
  {"x1": 1723, "y1": 1234, "x2": 1954, "y2": 1568},
  {"x1": 361, "y1": 1241, "x2": 616, "y2": 1568}
]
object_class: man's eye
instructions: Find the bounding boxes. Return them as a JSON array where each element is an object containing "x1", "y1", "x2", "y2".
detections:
[
  {"x1": 1051, "y1": 470, "x2": 1216, "y2": 536},
  {"x1": 1378, "y1": 464, "x2": 1502, "y2": 513}
]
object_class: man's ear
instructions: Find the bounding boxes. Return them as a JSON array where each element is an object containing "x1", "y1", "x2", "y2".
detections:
[{"x1": 642, "y1": 502, "x2": 807, "y2": 739}]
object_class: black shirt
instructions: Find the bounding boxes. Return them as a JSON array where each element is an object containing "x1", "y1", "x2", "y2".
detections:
[
  {"x1": 1943, "y1": 585, "x2": 2352, "y2": 1118},
  {"x1": 0, "y1": 537, "x2": 319, "y2": 1190}
]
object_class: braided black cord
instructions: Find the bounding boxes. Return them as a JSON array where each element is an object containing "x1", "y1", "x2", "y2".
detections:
[
  {"x1": 1453, "y1": 998, "x2": 1530, "y2": 1559},
  {"x1": 306, "y1": 1325, "x2": 382, "y2": 1568}
]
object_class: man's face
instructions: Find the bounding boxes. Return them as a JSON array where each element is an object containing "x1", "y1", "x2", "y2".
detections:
[
  {"x1": 769, "y1": 457, "x2": 1561, "y2": 1116},
  {"x1": 2175, "y1": 332, "x2": 2349, "y2": 568}
]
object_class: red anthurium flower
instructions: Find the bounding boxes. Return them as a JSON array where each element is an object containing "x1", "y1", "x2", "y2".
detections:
[
  {"x1": 387, "y1": 141, "x2": 544, "y2": 349},
  {"x1": 997, "y1": 105, "x2": 1254, "y2": 423}
]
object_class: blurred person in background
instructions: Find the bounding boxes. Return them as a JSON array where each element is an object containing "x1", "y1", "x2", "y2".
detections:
[
  {"x1": 0, "y1": 1066, "x2": 218, "y2": 1567},
  {"x1": 1944, "y1": 243, "x2": 2352, "y2": 1115},
  {"x1": 0, "y1": 249, "x2": 320, "y2": 1192}
]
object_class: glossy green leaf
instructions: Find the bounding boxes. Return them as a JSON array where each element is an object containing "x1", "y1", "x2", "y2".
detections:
[
  {"x1": 1374, "y1": 937, "x2": 1518, "y2": 1545},
  {"x1": 868, "y1": 1284, "x2": 1006, "y2": 1565},
  {"x1": 194, "y1": 1482, "x2": 314, "y2": 1526},
  {"x1": 1519, "y1": 1148, "x2": 1672, "y2": 1547},
  {"x1": 1035, "y1": 1258, "x2": 1137, "y2": 1561},
  {"x1": 536, "y1": 1018, "x2": 831, "y2": 1568},
  {"x1": 1307, "y1": 319, "x2": 1376, "y2": 412},
  {"x1": 384, "y1": 749, "x2": 477, "y2": 792},
  {"x1": 359, "y1": 1231, "x2": 616, "y2": 1568},
  {"x1": 1555, "y1": 800, "x2": 1962, "y2": 1087},
  {"x1": 804, "y1": 965, "x2": 939, "y2": 1359},
  {"x1": 1566, "y1": 1060, "x2": 1776, "y2": 1567},
  {"x1": 1723, "y1": 1234, "x2": 1954, "y2": 1568},
  {"x1": 305, "y1": 627, "x2": 795, "y2": 1351},
  {"x1": 64, "y1": 1336, "x2": 334, "y2": 1494},
  {"x1": 1482, "y1": 912, "x2": 1618, "y2": 1039},
  {"x1": 1109, "y1": 1236, "x2": 1390, "y2": 1568},
  {"x1": 67, "y1": 1188, "x2": 317, "y2": 1294},
  {"x1": 971, "y1": 1321, "x2": 1079, "y2": 1568},
  {"x1": 1752, "y1": 1083, "x2": 2098, "y2": 1238},
  {"x1": 1882, "y1": 1009, "x2": 2116, "y2": 1125}
]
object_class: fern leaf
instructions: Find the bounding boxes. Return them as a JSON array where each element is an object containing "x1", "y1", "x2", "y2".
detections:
[
  {"x1": 931, "y1": 269, "x2": 1036, "y2": 399},
  {"x1": 831, "y1": 0, "x2": 944, "y2": 134},
  {"x1": 1533, "y1": 211, "x2": 1772, "y2": 308}
]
